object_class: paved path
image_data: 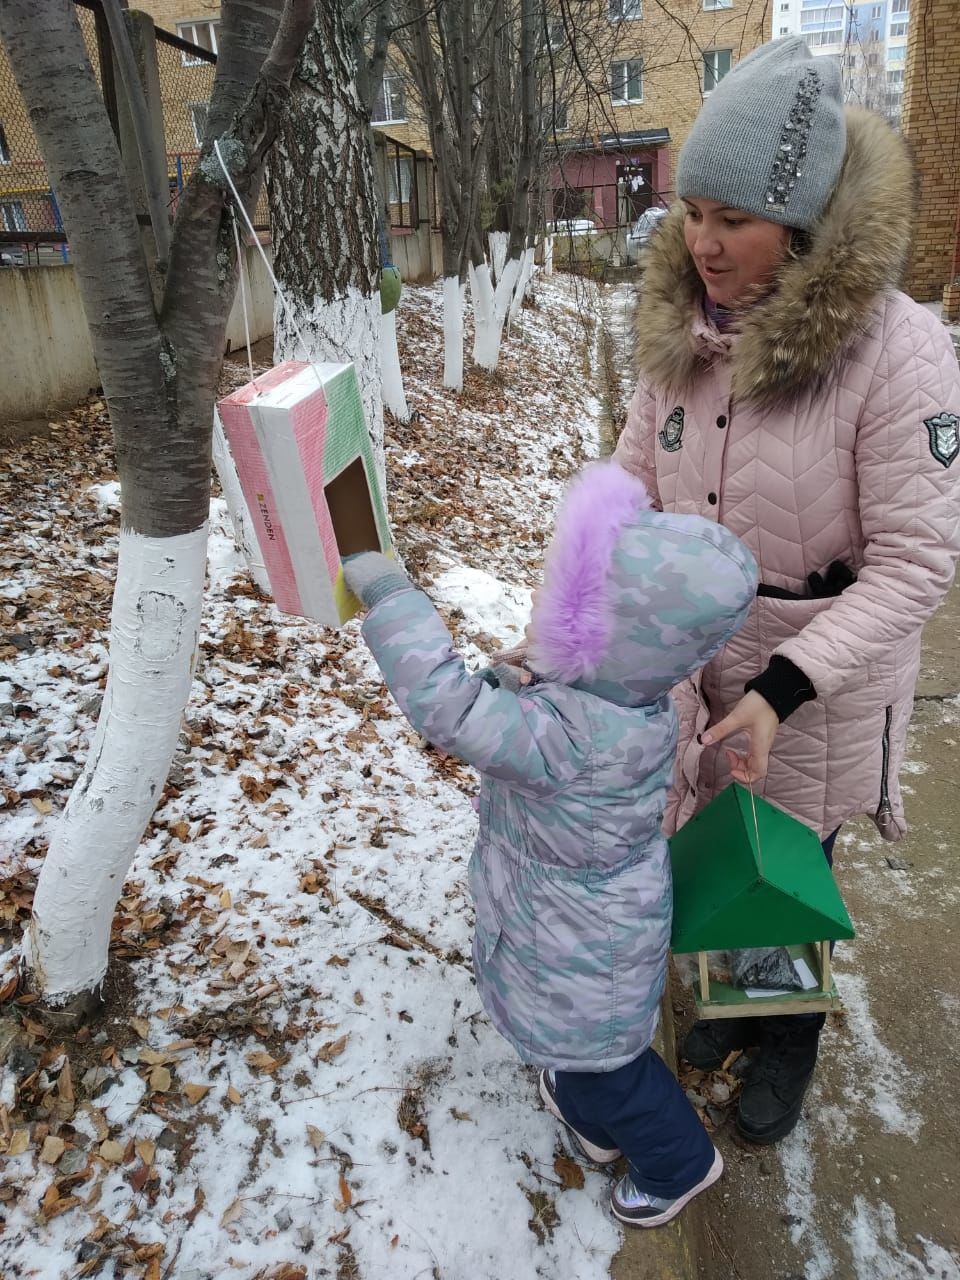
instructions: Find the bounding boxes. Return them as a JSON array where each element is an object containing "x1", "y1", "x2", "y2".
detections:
[{"x1": 697, "y1": 578, "x2": 960, "y2": 1280}]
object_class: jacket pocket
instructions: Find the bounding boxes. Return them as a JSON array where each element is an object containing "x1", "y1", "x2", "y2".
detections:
[
  {"x1": 468, "y1": 851, "x2": 503, "y2": 965},
  {"x1": 754, "y1": 594, "x2": 869, "y2": 690}
]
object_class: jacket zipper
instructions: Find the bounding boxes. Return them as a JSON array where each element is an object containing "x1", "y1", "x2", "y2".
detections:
[{"x1": 876, "y1": 705, "x2": 893, "y2": 822}]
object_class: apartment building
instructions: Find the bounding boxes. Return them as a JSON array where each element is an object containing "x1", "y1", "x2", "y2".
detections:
[
  {"x1": 774, "y1": 0, "x2": 910, "y2": 122},
  {"x1": 0, "y1": 2, "x2": 435, "y2": 264},
  {"x1": 542, "y1": 0, "x2": 768, "y2": 229}
]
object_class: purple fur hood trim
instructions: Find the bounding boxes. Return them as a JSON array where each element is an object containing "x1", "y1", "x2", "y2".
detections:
[{"x1": 528, "y1": 462, "x2": 652, "y2": 683}]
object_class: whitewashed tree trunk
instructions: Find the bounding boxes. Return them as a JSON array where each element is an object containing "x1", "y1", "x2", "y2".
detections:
[
  {"x1": 28, "y1": 530, "x2": 206, "y2": 996},
  {"x1": 544, "y1": 233, "x2": 554, "y2": 276},
  {"x1": 474, "y1": 254, "x2": 521, "y2": 371},
  {"x1": 489, "y1": 230, "x2": 508, "y2": 286},
  {"x1": 443, "y1": 275, "x2": 466, "y2": 391},
  {"x1": 275, "y1": 291, "x2": 384, "y2": 473},
  {"x1": 470, "y1": 258, "x2": 494, "y2": 364},
  {"x1": 270, "y1": 5, "x2": 384, "y2": 477},
  {"x1": 381, "y1": 307, "x2": 409, "y2": 422},
  {"x1": 212, "y1": 411, "x2": 271, "y2": 591},
  {"x1": 0, "y1": 0, "x2": 312, "y2": 1013},
  {"x1": 507, "y1": 245, "x2": 536, "y2": 329}
]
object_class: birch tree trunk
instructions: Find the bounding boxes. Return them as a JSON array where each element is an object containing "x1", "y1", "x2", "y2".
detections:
[
  {"x1": 0, "y1": 0, "x2": 312, "y2": 1015},
  {"x1": 349, "y1": 3, "x2": 411, "y2": 425},
  {"x1": 472, "y1": 0, "x2": 537, "y2": 372},
  {"x1": 270, "y1": 2, "x2": 383, "y2": 476},
  {"x1": 394, "y1": 0, "x2": 486, "y2": 392},
  {"x1": 381, "y1": 309, "x2": 410, "y2": 422}
]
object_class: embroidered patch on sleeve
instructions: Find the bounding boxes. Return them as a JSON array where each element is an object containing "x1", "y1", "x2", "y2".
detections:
[
  {"x1": 658, "y1": 406, "x2": 685, "y2": 452},
  {"x1": 924, "y1": 412, "x2": 960, "y2": 468}
]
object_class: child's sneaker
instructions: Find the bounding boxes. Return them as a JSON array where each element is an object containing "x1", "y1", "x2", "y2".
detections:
[
  {"x1": 611, "y1": 1148, "x2": 723, "y2": 1228},
  {"x1": 538, "y1": 1070, "x2": 621, "y2": 1164}
]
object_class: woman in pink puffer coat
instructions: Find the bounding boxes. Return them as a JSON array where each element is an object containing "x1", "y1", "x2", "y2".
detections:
[{"x1": 615, "y1": 36, "x2": 960, "y2": 1145}]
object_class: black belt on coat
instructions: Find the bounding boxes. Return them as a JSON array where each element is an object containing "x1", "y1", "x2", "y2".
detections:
[{"x1": 756, "y1": 560, "x2": 857, "y2": 601}]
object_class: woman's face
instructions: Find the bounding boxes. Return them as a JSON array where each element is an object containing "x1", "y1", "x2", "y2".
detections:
[{"x1": 682, "y1": 198, "x2": 791, "y2": 308}]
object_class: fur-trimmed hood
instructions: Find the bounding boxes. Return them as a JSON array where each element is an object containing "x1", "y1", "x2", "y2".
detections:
[
  {"x1": 527, "y1": 462, "x2": 758, "y2": 705},
  {"x1": 635, "y1": 107, "x2": 915, "y2": 408}
]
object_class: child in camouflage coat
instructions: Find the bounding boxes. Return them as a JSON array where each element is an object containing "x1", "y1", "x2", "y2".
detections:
[{"x1": 343, "y1": 460, "x2": 757, "y2": 1228}]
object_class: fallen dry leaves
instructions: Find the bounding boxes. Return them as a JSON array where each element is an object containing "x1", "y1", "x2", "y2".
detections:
[{"x1": 0, "y1": 276, "x2": 608, "y2": 1271}]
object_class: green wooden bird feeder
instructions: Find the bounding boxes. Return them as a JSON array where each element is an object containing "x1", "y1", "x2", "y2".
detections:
[
  {"x1": 669, "y1": 784, "x2": 855, "y2": 1019},
  {"x1": 380, "y1": 265, "x2": 402, "y2": 315}
]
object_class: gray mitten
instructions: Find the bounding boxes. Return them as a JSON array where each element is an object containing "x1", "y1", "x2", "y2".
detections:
[
  {"x1": 342, "y1": 552, "x2": 411, "y2": 609},
  {"x1": 478, "y1": 662, "x2": 525, "y2": 694}
]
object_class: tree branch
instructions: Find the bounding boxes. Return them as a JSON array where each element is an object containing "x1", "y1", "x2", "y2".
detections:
[
  {"x1": 162, "y1": 0, "x2": 313, "y2": 338},
  {"x1": 101, "y1": 0, "x2": 171, "y2": 266}
]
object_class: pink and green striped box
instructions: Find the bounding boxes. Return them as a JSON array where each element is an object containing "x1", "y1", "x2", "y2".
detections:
[{"x1": 217, "y1": 361, "x2": 392, "y2": 625}]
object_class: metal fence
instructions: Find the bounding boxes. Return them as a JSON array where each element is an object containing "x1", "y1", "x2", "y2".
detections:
[
  {"x1": 152, "y1": 22, "x2": 268, "y2": 233},
  {"x1": 0, "y1": 0, "x2": 268, "y2": 266}
]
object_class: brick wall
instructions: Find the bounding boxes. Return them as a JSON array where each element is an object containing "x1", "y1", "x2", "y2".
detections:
[
  {"x1": 901, "y1": 0, "x2": 960, "y2": 303},
  {"x1": 135, "y1": 1, "x2": 219, "y2": 37},
  {"x1": 565, "y1": 0, "x2": 770, "y2": 198}
]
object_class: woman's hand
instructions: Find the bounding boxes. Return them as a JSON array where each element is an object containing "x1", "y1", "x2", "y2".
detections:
[{"x1": 700, "y1": 691, "x2": 779, "y2": 785}]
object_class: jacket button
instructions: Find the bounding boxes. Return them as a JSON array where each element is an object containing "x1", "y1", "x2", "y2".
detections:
[
  {"x1": 716, "y1": 415, "x2": 727, "y2": 428},
  {"x1": 707, "y1": 492, "x2": 717, "y2": 505}
]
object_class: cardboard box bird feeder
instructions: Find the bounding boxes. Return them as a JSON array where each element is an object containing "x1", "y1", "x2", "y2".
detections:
[
  {"x1": 216, "y1": 361, "x2": 391, "y2": 626},
  {"x1": 669, "y1": 784, "x2": 855, "y2": 1019}
]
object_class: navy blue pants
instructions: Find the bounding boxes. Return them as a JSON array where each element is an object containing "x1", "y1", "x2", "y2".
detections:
[
  {"x1": 553, "y1": 1047, "x2": 715, "y2": 1198},
  {"x1": 553, "y1": 829, "x2": 842, "y2": 1195}
]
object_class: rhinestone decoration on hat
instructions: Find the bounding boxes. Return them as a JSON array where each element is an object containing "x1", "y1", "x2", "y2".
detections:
[{"x1": 765, "y1": 68, "x2": 823, "y2": 211}]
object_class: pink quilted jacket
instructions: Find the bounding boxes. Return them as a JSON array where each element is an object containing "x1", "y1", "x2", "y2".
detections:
[{"x1": 615, "y1": 108, "x2": 960, "y2": 841}]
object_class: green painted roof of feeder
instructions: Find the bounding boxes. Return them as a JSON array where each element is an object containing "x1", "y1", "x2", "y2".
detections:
[{"x1": 669, "y1": 784, "x2": 855, "y2": 953}]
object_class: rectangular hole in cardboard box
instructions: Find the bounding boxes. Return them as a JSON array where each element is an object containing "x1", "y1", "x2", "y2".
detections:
[{"x1": 325, "y1": 456, "x2": 382, "y2": 559}]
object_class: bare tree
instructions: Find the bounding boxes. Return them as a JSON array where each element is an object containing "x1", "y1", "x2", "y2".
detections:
[
  {"x1": 470, "y1": 0, "x2": 539, "y2": 370},
  {"x1": 842, "y1": 30, "x2": 898, "y2": 123},
  {"x1": 268, "y1": 2, "x2": 387, "y2": 467},
  {"x1": 0, "y1": 0, "x2": 313, "y2": 1016},
  {"x1": 344, "y1": 0, "x2": 411, "y2": 424},
  {"x1": 393, "y1": 0, "x2": 492, "y2": 390}
]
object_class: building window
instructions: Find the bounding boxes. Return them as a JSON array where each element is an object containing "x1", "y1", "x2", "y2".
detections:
[
  {"x1": 1, "y1": 199, "x2": 27, "y2": 232},
  {"x1": 807, "y1": 29, "x2": 842, "y2": 45},
  {"x1": 609, "y1": 0, "x2": 642, "y2": 19},
  {"x1": 387, "y1": 156, "x2": 413, "y2": 206},
  {"x1": 544, "y1": 18, "x2": 566, "y2": 49},
  {"x1": 610, "y1": 59, "x2": 643, "y2": 102},
  {"x1": 542, "y1": 101, "x2": 569, "y2": 132},
  {"x1": 870, "y1": 3, "x2": 881, "y2": 15},
  {"x1": 703, "y1": 0, "x2": 733, "y2": 9},
  {"x1": 190, "y1": 103, "x2": 208, "y2": 147},
  {"x1": 780, "y1": 1, "x2": 789, "y2": 8},
  {"x1": 890, "y1": 20, "x2": 908, "y2": 35},
  {"x1": 888, "y1": 45, "x2": 906, "y2": 61},
  {"x1": 371, "y1": 73, "x2": 407, "y2": 124},
  {"x1": 779, "y1": 25, "x2": 790, "y2": 33},
  {"x1": 176, "y1": 20, "x2": 219, "y2": 64},
  {"x1": 801, "y1": 5, "x2": 844, "y2": 26},
  {"x1": 887, "y1": 68, "x2": 904, "y2": 84},
  {"x1": 554, "y1": 185, "x2": 593, "y2": 223},
  {"x1": 0, "y1": 123, "x2": 10, "y2": 165},
  {"x1": 703, "y1": 48, "x2": 732, "y2": 93},
  {"x1": 891, "y1": 0, "x2": 909, "y2": 11}
]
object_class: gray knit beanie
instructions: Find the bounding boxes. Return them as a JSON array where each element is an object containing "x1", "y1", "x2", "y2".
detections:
[{"x1": 676, "y1": 36, "x2": 846, "y2": 229}]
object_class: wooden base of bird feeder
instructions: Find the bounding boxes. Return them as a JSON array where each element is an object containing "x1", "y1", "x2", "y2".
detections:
[{"x1": 694, "y1": 941, "x2": 841, "y2": 1019}]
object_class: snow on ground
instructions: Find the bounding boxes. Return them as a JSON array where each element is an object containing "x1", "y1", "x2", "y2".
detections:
[{"x1": 0, "y1": 274, "x2": 625, "y2": 1280}]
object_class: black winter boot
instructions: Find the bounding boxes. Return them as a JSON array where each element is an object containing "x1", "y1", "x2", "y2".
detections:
[
  {"x1": 735, "y1": 1016, "x2": 823, "y2": 1144},
  {"x1": 680, "y1": 1018, "x2": 759, "y2": 1071}
]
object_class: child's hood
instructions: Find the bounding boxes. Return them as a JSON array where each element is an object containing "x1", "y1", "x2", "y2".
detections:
[{"x1": 527, "y1": 463, "x2": 758, "y2": 707}]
